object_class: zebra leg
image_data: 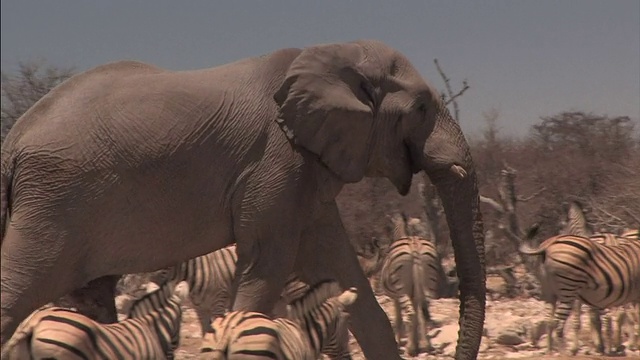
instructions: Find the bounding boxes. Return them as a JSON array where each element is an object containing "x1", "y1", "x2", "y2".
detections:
[
  {"x1": 602, "y1": 309, "x2": 613, "y2": 354},
  {"x1": 632, "y1": 303, "x2": 640, "y2": 351},
  {"x1": 417, "y1": 297, "x2": 434, "y2": 354},
  {"x1": 393, "y1": 297, "x2": 406, "y2": 347},
  {"x1": 611, "y1": 307, "x2": 626, "y2": 354},
  {"x1": 588, "y1": 307, "x2": 605, "y2": 354},
  {"x1": 569, "y1": 300, "x2": 582, "y2": 355},
  {"x1": 195, "y1": 306, "x2": 215, "y2": 337},
  {"x1": 552, "y1": 301, "x2": 573, "y2": 354},
  {"x1": 544, "y1": 301, "x2": 556, "y2": 353},
  {"x1": 406, "y1": 295, "x2": 421, "y2": 357},
  {"x1": 421, "y1": 298, "x2": 432, "y2": 324}
]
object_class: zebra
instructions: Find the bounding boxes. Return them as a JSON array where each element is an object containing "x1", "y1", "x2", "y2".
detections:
[
  {"x1": 558, "y1": 201, "x2": 639, "y2": 354},
  {"x1": 519, "y1": 223, "x2": 640, "y2": 355},
  {"x1": 1, "y1": 281, "x2": 189, "y2": 360},
  {"x1": 142, "y1": 244, "x2": 354, "y2": 359},
  {"x1": 379, "y1": 212, "x2": 447, "y2": 356},
  {"x1": 355, "y1": 237, "x2": 388, "y2": 295},
  {"x1": 199, "y1": 280, "x2": 357, "y2": 360}
]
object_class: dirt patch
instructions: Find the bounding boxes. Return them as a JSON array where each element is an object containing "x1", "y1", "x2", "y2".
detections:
[{"x1": 172, "y1": 289, "x2": 639, "y2": 359}]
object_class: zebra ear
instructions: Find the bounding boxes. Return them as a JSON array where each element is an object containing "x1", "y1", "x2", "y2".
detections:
[
  {"x1": 526, "y1": 223, "x2": 541, "y2": 240},
  {"x1": 337, "y1": 288, "x2": 358, "y2": 306},
  {"x1": 174, "y1": 281, "x2": 190, "y2": 301},
  {"x1": 145, "y1": 282, "x2": 160, "y2": 293},
  {"x1": 285, "y1": 304, "x2": 294, "y2": 319}
]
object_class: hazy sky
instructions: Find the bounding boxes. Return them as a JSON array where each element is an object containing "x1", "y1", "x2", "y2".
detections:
[{"x1": 2, "y1": 1, "x2": 638, "y2": 136}]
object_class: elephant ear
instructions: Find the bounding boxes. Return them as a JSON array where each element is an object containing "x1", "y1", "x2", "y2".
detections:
[{"x1": 274, "y1": 43, "x2": 376, "y2": 183}]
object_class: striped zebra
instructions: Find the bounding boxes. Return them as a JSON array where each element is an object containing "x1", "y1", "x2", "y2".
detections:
[
  {"x1": 1, "y1": 281, "x2": 189, "y2": 360},
  {"x1": 379, "y1": 212, "x2": 446, "y2": 356},
  {"x1": 559, "y1": 201, "x2": 639, "y2": 354},
  {"x1": 355, "y1": 237, "x2": 388, "y2": 295},
  {"x1": 519, "y1": 224, "x2": 640, "y2": 355},
  {"x1": 199, "y1": 280, "x2": 357, "y2": 360},
  {"x1": 143, "y1": 244, "x2": 353, "y2": 359}
]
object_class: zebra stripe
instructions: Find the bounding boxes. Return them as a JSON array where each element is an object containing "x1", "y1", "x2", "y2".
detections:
[
  {"x1": 520, "y1": 227, "x2": 640, "y2": 354},
  {"x1": 200, "y1": 281, "x2": 357, "y2": 360},
  {"x1": 146, "y1": 244, "x2": 352, "y2": 359},
  {"x1": 2, "y1": 281, "x2": 189, "y2": 360}
]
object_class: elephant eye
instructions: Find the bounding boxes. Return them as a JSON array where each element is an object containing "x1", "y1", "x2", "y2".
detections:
[
  {"x1": 417, "y1": 103, "x2": 427, "y2": 114},
  {"x1": 360, "y1": 82, "x2": 377, "y2": 108}
]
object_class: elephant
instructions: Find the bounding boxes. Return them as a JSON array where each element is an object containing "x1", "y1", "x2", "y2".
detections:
[{"x1": 0, "y1": 39, "x2": 486, "y2": 360}]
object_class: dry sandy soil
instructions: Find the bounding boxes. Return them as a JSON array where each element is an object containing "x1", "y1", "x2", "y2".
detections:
[{"x1": 167, "y1": 270, "x2": 639, "y2": 359}]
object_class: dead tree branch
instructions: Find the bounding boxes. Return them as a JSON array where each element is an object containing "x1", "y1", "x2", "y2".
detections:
[
  {"x1": 433, "y1": 58, "x2": 469, "y2": 123},
  {"x1": 623, "y1": 208, "x2": 640, "y2": 225},
  {"x1": 480, "y1": 195, "x2": 504, "y2": 212},
  {"x1": 517, "y1": 187, "x2": 547, "y2": 202}
]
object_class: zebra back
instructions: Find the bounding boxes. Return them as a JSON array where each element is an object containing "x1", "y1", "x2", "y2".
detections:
[
  {"x1": 3, "y1": 281, "x2": 189, "y2": 360},
  {"x1": 381, "y1": 236, "x2": 443, "y2": 299},
  {"x1": 151, "y1": 245, "x2": 237, "y2": 298},
  {"x1": 202, "y1": 311, "x2": 286, "y2": 360},
  {"x1": 201, "y1": 281, "x2": 356, "y2": 360},
  {"x1": 620, "y1": 228, "x2": 639, "y2": 239},
  {"x1": 521, "y1": 234, "x2": 640, "y2": 308}
]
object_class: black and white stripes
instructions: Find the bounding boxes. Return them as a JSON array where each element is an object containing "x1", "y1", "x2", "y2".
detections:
[{"x1": 2, "y1": 281, "x2": 188, "y2": 360}]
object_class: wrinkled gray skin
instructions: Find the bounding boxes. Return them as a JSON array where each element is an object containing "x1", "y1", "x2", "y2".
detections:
[{"x1": 0, "y1": 39, "x2": 486, "y2": 360}]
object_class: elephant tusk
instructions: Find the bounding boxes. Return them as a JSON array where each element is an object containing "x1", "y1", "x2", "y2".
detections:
[{"x1": 449, "y1": 164, "x2": 467, "y2": 179}]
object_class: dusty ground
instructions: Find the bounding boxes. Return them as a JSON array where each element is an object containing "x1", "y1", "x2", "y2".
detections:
[{"x1": 167, "y1": 269, "x2": 640, "y2": 359}]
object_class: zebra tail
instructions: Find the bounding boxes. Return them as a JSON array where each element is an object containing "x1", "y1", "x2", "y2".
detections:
[
  {"x1": 411, "y1": 253, "x2": 425, "y2": 349},
  {"x1": 518, "y1": 243, "x2": 542, "y2": 255},
  {"x1": 412, "y1": 255, "x2": 425, "y2": 308},
  {"x1": 518, "y1": 224, "x2": 552, "y2": 255},
  {"x1": 518, "y1": 241, "x2": 551, "y2": 256}
]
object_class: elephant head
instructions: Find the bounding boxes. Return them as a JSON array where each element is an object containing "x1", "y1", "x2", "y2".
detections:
[{"x1": 274, "y1": 39, "x2": 486, "y2": 359}]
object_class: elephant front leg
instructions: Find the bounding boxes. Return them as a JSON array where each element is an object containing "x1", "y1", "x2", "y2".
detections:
[
  {"x1": 230, "y1": 233, "x2": 298, "y2": 316},
  {"x1": 296, "y1": 202, "x2": 401, "y2": 360}
]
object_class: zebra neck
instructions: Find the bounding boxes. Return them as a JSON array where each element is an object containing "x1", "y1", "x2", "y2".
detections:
[
  {"x1": 171, "y1": 261, "x2": 198, "y2": 290},
  {"x1": 298, "y1": 301, "x2": 342, "y2": 354}
]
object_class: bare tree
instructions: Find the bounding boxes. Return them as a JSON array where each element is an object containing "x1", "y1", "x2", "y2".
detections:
[
  {"x1": 1, "y1": 60, "x2": 75, "y2": 143},
  {"x1": 419, "y1": 59, "x2": 471, "y2": 256}
]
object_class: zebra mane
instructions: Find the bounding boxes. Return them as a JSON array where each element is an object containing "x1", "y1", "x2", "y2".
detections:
[
  {"x1": 562, "y1": 201, "x2": 593, "y2": 236},
  {"x1": 127, "y1": 280, "x2": 185, "y2": 319},
  {"x1": 286, "y1": 280, "x2": 342, "y2": 320}
]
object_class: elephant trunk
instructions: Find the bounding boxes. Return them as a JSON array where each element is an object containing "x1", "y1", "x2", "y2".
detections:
[{"x1": 422, "y1": 106, "x2": 486, "y2": 360}]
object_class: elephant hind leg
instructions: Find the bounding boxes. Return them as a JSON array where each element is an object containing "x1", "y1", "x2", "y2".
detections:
[{"x1": 1, "y1": 224, "x2": 86, "y2": 347}]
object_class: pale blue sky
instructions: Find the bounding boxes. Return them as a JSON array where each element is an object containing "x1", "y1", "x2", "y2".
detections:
[{"x1": 2, "y1": 1, "x2": 638, "y2": 136}]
